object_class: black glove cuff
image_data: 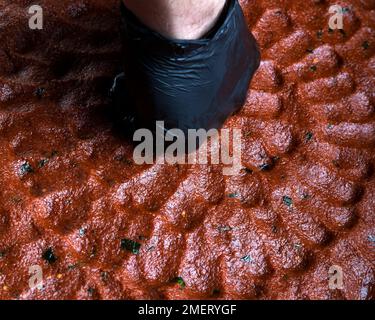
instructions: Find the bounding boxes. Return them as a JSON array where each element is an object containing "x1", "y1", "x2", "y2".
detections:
[{"x1": 118, "y1": 0, "x2": 260, "y2": 133}]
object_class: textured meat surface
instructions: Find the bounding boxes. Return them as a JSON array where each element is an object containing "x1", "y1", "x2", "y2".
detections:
[{"x1": 0, "y1": 0, "x2": 374, "y2": 300}]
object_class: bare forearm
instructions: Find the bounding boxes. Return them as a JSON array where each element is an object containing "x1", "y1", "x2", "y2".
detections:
[{"x1": 122, "y1": 0, "x2": 226, "y2": 40}]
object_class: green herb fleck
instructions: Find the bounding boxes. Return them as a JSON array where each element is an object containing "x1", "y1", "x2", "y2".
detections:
[
  {"x1": 305, "y1": 132, "x2": 314, "y2": 141},
  {"x1": 173, "y1": 277, "x2": 186, "y2": 289},
  {"x1": 306, "y1": 48, "x2": 314, "y2": 54},
  {"x1": 327, "y1": 124, "x2": 334, "y2": 129},
  {"x1": 79, "y1": 227, "x2": 86, "y2": 237},
  {"x1": 121, "y1": 238, "x2": 141, "y2": 254},
  {"x1": 310, "y1": 65, "x2": 317, "y2": 72},
  {"x1": 19, "y1": 162, "x2": 33, "y2": 176},
  {"x1": 362, "y1": 41, "x2": 370, "y2": 50},
  {"x1": 241, "y1": 255, "x2": 252, "y2": 263},
  {"x1": 42, "y1": 248, "x2": 57, "y2": 264},
  {"x1": 368, "y1": 235, "x2": 375, "y2": 246},
  {"x1": 317, "y1": 30, "x2": 323, "y2": 39},
  {"x1": 294, "y1": 243, "x2": 302, "y2": 250},
  {"x1": 339, "y1": 29, "x2": 346, "y2": 36},
  {"x1": 38, "y1": 159, "x2": 49, "y2": 168},
  {"x1": 227, "y1": 193, "x2": 238, "y2": 199},
  {"x1": 283, "y1": 196, "x2": 293, "y2": 207},
  {"x1": 342, "y1": 7, "x2": 350, "y2": 14},
  {"x1": 87, "y1": 287, "x2": 95, "y2": 296},
  {"x1": 34, "y1": 87, "x2": 45, "y2": 99},
  {"x1": 259, "y1": 163, "x2": 271, "y2": 171}
]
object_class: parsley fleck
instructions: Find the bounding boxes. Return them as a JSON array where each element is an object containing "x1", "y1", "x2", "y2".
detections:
[
  {"x1": 368, "y1": 235, "x2": 375, "y2": 246},
  {"x1": 305, "y1": 132, "x2": 314, "y2": 141},
  {"x1": 79, "y1": 227, "x2": 86, "y2": 237},
  {"x1": 42, "y1": 248, "x2": 57, "y2": 264},
  {"x1": 38, "y1": 159, "x2": 49, "y2": 168},
  {"x1": 241, "y1": 255, "x2": 252, "y2": 263},
  {"x1": 34, "y1": 87, "x2": 45, "y2": 99},
  {"x1": 87, "y1": 287, "x2": 95, "y2": 296},
  {"x1": 173, "y1": 277, "x2": 186, "y2": 289},
  {"x1": 362, "y1": 41, "x2": 370, "y2": 50},
  {"x1": 19, "y1": 162, "x2": 33, "y2": 176},
  {"x1": 120, "y1": 238, "x2": 141, "y2": 254},
  {"x1": 259, "y1": 163, "x2": 271, "y2": 171},
  {"x1": 310, "y1": 65, "x2": 317, "y2": 72},
  {"x1": 227, "y1": 193, "x2": 238, "y2": 199},
  {"x1": 342, "y1": 7, "x2": 350, "y2": 14},
  {"x1": 283, "y1": 196, "x2": 293, "y2": 207}
]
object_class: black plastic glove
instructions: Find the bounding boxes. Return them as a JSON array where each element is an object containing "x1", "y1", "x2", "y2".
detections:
[{"x1": 112, "y1": 0, "x2": 260, "y2": 136}]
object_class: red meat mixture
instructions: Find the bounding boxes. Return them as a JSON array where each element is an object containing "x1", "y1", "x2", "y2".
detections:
[{"x1": 0, "y1": 0, "x2": 374, "y2": 299}]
